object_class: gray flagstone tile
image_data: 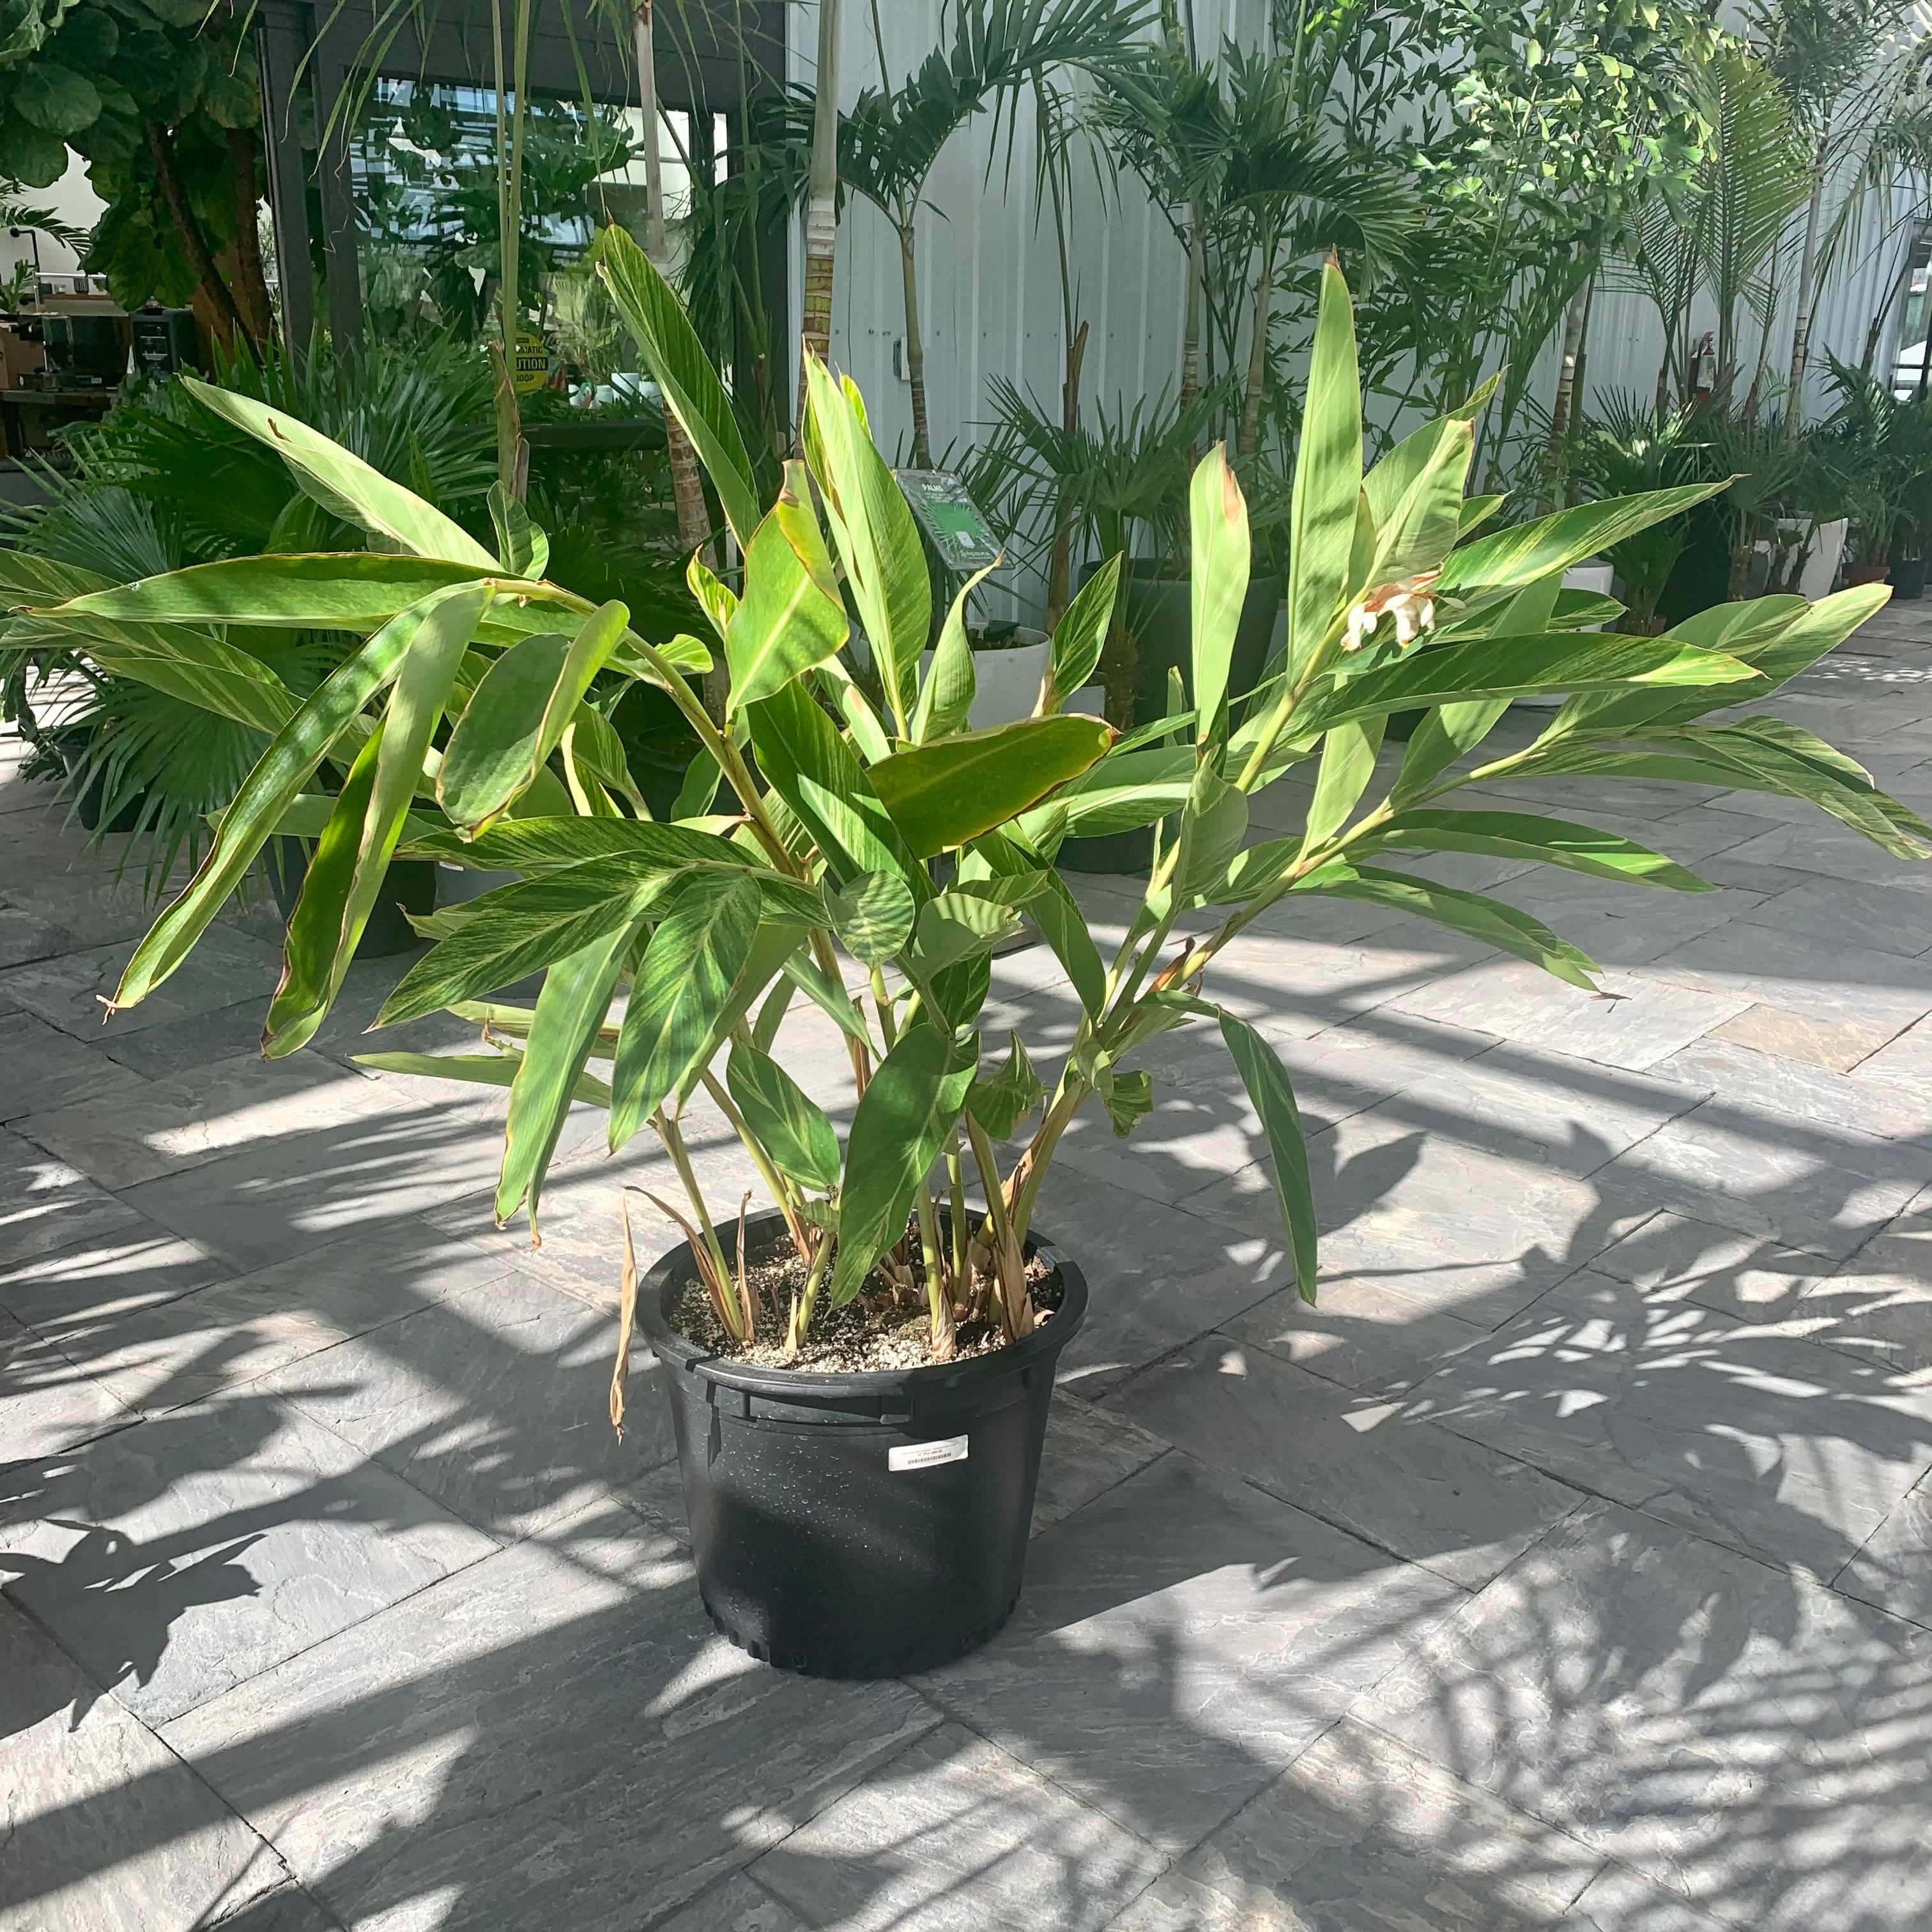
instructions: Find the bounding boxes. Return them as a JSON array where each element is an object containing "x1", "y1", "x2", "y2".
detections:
[
  {"x1": 1108, "y1": 1719, "x2": 1602, "y2": 1931},
  {"x1": 1220, "y1": 1273, "x2": 1490, "y2": 1397},
  {"x1": 1562, "y1": 1864, "x2": 1743, "y2": 1931},
  {"x1": 15, "y1": 1055, "x2": 417, "y2": 1192},
  {"x1": 112, "y1": 1084, "x2": 605, "y2": 1275},
  {"x1": 1359, "y1": 1043, "x2": 1705, "y2": 1178},
  {"x1": 1712, "y1": 819, "x2": 1932, "y2": 889},
  {"x1": 1353, "y1": 1501, "x2": 1932, "y2": 1931},
  {"x1": 1650, "y1": 1036, "x2": 1932, "y2": 1141},
  {"x1": 1795, "y1": 1218, "x2": 1932, "y2": 1386},
  {"x1": 0, "y1": 924, "x2": 282, "y2": 1041},
  {"x1": 1031, "y1": 1392, "x2": 1169, "y2": 1535},
  {"x1": 0, "y1": 1218, "x2": 230, "y2": 1335},
  {"x1": 158, "y1": 1501, "x2": 937, "y2": 1932},
  {"x1": 0, "y1": 1596, "x2": 292, "y2": 1932},
  {"x1": 1, "y1": 1305, "x2": 131, "y2": 1459},
  {"x1": 0, "y1": 1008, "x2": 148, "y2": 1122},
  {"x1": 917, "y1": 1452, "x2": 1463, "y2": 1853},
  {"x1": 1110, "y1": 1340, "x2": 1583, "y2": 1589},
  {"x1": 261, "y1": 1265, "x2": 677, "y2": 1542},
  {"x1": 1403, "y1": 1273, "x2": 1932, "y2": 1583},
  {"x1": 1388, "y1": 959, "x2": 1748, "y2": 1072},
  {"x1": 0, "y1": 1126, "x2": 143, "y2": 1269},
  {"x1": 1195, "y1": 1107, "x2": 1648, "y2": 1331},
  {"x1": 1023, "y1": 1167, "x2": 1287, "y2": 1395},
  {"x1": 1706, "y1": 1000, "x2": 1909, "y2": 1071},
  {"x1": 202, "y1": 1884, "x2": 346, "y2": 1932},
  {"x1": 651, "y1": 1875, "x2": 808, "y2": 1932},
  {"x1": 1731, "y1": 876, "x2": 1932, "y2": 959},
  {"x1": 40, "y1": 1221, "x2": 513, "y2": 1420},
  {"x1": 1587, "y1": 1210, "x2": 1825, "y2": 1326},
  {"x1": 0, "y1": 901, "x2": 79, "y2": 969},
  {"x1": 1, "y1": 1395, "x2": 495, "y2": 1723},
  {"x1": 1835, "y1": 1469, "x2": 1932, "y2": 1628},
  {"x1": 750, "y1": 1722, "x2": 1165, "y2": 1932},
  {"x1": 1644, "y1": 921, "x2": 1932, "y2": 1035},
  {"x1": 1856, "y1": 1009, "x2": 1932, "y2": 1078},
  {"x1": 1606, "y1": 1100, "x2": 1924, "y2": 1260}
]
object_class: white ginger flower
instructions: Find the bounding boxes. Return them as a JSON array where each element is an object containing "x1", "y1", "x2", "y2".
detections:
[{"x1": 1342, "y1": 569, "x2": 1441, "y2": 652}]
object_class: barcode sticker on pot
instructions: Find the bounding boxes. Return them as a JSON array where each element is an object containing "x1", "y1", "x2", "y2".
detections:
[{"x1": 890, "y1": 1435, "x2": 969, "y2": 1471}]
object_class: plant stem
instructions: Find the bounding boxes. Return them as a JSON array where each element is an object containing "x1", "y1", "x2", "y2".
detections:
[
  {"x1": 915, "y1": 1178, "x2": 953, "y2": 1357},
  {"x1": 700, "y1": 1066, "x2": 811, "y2": 1261},
  {"x1": 787, "y1": 1233, "x2": 834, "y2": 1355},
  {"x1": 657, "y1": 1108, "x2": 743, "y2": 1340},
  {"x1": 899, "y1": 220, "x2": 932, "y2": 468},
  {"x1": 798, "y1": 0, "x2": 841, "y2": 440}
]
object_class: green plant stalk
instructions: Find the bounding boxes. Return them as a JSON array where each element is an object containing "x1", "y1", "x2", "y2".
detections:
[
  {"x1": 963, "y1": 1109, "x2": 1029, "y2": 1338},
  {"x1": 700, "y1": 1062, "x2": 811, "y2": 1262},
  {"x1": 786, "y1": 1222, "x2": 836, "y2": 1354},
  {"x1": 656, "y1": 1107, "x2": 744, "y2": 1340},
  {"x1": 914, "y1": 1177, "x2": 953, "y2": 1354},
  {"x1": 946, "y1": 1124, "x2": 969, "y2": 1287}
]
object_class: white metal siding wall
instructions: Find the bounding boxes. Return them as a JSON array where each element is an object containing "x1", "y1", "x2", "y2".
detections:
[{"x1": 786, "y1": 1, "x2": 1921, "y2": 610}]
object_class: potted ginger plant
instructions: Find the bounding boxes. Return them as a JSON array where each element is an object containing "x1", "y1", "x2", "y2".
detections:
[{"x1": 31, "y1": 232, "x2": 1926, "y2": 1679}]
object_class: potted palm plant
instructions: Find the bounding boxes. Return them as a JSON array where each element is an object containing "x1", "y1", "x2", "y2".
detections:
[{"x1": 34, "y1": 233, "x2": 1924, "y2": 1680}]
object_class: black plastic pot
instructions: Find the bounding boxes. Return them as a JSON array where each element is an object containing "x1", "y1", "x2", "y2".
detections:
[
  {"x1": 1059, "y1": 565, "x2": 1282, "y2": 876},
  {"x1": 52, "y1": 728, "x2": 145, "y2": 834},
  {"x1": 1890, "y1": 554, "x2": 1927, "y2": 601},
  {"x1": 266, "y1": 836, "x2": 438, "y2": 958},
  {"x1": 639, "y1": 1212, "x2": 1089, "y2": 1678}
]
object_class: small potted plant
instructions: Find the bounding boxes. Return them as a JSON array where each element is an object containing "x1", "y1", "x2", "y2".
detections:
[{"x1": 40, "y1": 236, "x2": 1926, "y2": 1680}]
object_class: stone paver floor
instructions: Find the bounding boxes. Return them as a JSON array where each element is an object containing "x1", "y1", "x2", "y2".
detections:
[{"x1": 6, "y1": 611, "x2": 1932, "y2": 1929}]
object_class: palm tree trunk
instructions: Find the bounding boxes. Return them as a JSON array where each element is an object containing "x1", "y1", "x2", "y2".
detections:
[
  {"x1": 900, "y1": 219, "x2": 931, "y2": 467},
  {"x1": 1239, "y1": 228, "x2": 1280, "y2": 459},
  {"x1": 1179, "y1": 213, "x2": 1204, "y2": 410},
  {"x1": 1046, "y1": 318, "x2": 1087, "y2": 626},
  {"x1": 797, "y1": 0, "x2": 841, "y2": 441},
  {"x1": 634, "y1": 0, "x2": 714, "y2": 564},
  {"x1": 1786, "y1": 128, "x2": 1830, "y2": 437},
  {"x1": 1543, "y1": 273, "x2": 1591, "y2": 507}
]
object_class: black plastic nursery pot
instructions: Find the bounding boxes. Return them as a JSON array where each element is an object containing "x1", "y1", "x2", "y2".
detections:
[
  {"x1": 266, "y1": 836, "x2": 438, "y2": 958},
  {"x1": 638, "y1": 1212, "x2": 1089, "y2": 1678},
  {"x1": 1059, "y1": 564, "x2": 1282, "y2": 876}
]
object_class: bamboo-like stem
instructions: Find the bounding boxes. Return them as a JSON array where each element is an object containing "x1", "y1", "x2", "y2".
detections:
[
  {"x1": 797, "y1": 0, "x2": 841, "y2": 440},
  {"x1": 900, "y1": 220, "x2": 933, "y2": 468},
  {"x1": 654, "y1": 1109, "x2": 743, "y2": 1339},
  {"x1": 1239, "y1": 227, "x2": 1280, "y2": 459},
  {"x1": 914, "y1": 1179, "x2": 954, "y2": 1357},
  {"x1": 700, "y1": 1066, "x2": 811, "y2": 1261},
  {"x1": 786, "y1": 1230, "x2": 835, "y2": 1356},
  {"x1": 946, "y1": 1125, "x2": 969, "y2": 1296},
  {"x1": 964, "y1": 1112, "x2": 1032, "y2": 1339}
]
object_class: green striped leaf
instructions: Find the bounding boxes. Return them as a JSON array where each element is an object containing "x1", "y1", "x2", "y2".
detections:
[
  {"x1": 1285, "y1": 262, "x2": 1361, "y2": 679},
  {"x1": 831, "y1": 1022, "x2": 980, "y2": 1307},
  {"x1": 185, "y1": 374, "x2": 500, "y2": 571},
  {"x1": 726, "y1": 1039, "x2": 839, "y2": 1192},
  {"x1": 1365, "y1": 811, "x2": 1711, "y2": 891},
  {"x1": 870, "y1": 714, "x2": 1112, "y2": 857},
  {"x1": 1219, "y1": 1014, "x2": 1318, "y2": 1303},
  {"x1": 725, "y1": 463, "x2": 850, "y2": 712}
]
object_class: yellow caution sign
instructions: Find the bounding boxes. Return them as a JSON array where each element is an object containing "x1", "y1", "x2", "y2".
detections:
[{"x1": 512, "y1": 332, "x2": 550, "y2": 394}]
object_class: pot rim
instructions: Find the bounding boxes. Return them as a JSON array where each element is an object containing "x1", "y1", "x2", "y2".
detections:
[{"x1": 636, "y1": 1205, "x2": 1087, "y2": 1402}]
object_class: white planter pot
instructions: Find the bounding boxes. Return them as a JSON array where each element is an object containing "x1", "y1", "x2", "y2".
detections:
[
  {"x1": 917, "y1": 632, "x2": 1051, "y2": 730},
  {"x1": 1800, "y1": 518, "x2": 1848, "y2": 599},
  {"x1": 1517, "y1": 561, "x2": 1616, "y2": 707}
]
